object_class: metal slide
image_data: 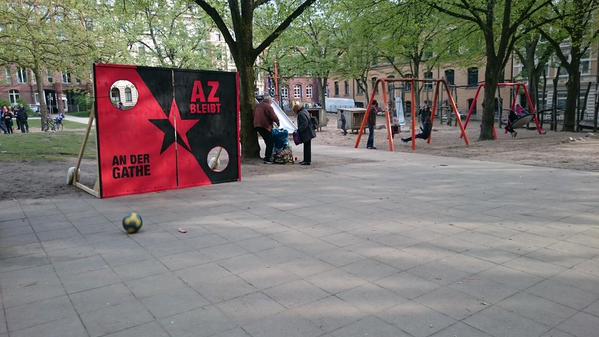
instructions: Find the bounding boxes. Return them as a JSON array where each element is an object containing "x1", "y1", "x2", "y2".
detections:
[{"x1": 270, "y1": 100, "x2": 297, "y2": 133}]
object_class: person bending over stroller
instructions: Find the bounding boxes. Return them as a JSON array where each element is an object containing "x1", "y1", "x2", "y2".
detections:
[{"x1": 401, "y1": 116, "x2": 432, "y2": 143}]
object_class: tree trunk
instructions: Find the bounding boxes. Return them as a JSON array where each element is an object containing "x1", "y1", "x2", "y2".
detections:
[
  {"x1": 528, "y1": 70, "x2": 538, "y2": 109},
  {"x1": 552, "y1": 66, "x2": 560, "y2": 131},
  {"x1": 413, "y1": 61, "x2": 420, "y2": 107},
  {"x1": 238, "y1": 62, "x2": 260, "y2": 159},
  {"x1": 563, "y1": 64, "x2": 580, "y2": 131},
  {"x1": 32, "y1": 63, "x2": 48, "y2": 130},
  {"x1": 480, "y1": 56, "x2": 499, "y2": 140},
  {"x1": 318, "y1": 77, "x2": 327, "y2": 107}
]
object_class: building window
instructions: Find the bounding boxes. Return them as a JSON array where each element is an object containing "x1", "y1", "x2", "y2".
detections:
[
  {"x1": 357, "y1": 80, "x2": 365, "y2": 95},
  {"x1": 17, "y1": 67, "x2": 27, "y2": 83},
  {"x1": 467, "y1": 67, "x2": 478, "y2": 87},
  {"x1": 468, "y1": 98, "x2": 477, "y2": 115},
  {"x1": 293, "y1": 84, "x2": 302, "y2": 99},
  {"x1": 281, "y1": 87, "x2": 289, "y2": 100},
  {"x1": 34, "y1": 93, "x2": 39, "y2": 104},
  {"x1": 62, "y1": 72, "x2": 71, "y2": 84},
  {"x1": 9, "y1": 89, "x2": 20, "y2": 104},
  {"x1": 404, "y1": 74, "x2": 413, "y2": 91},
  {"x1": 344, "y1": 81, "x2": 349, "y2": 96},
  {"x1": 445, "y1": 69, "x2": 455, "y2": 86},
  {"x1": 371, "y1": 77, "x2": 378, "y2": 93},
  {"x1": 424, "y1": 71, "x2": 433, "y2": 90},
  {"x1": 305, "y1": 85, "x2": 313, "y2": 99},
  {"x1": 125, "y1": 87, "x2": 133, "y2": 102},
  {"x1": 47, "y1": 70, "x2": 53, "y2": 83},
  {"x1": 387, "y1": 75, "x2": 396, "y2": 97},
  {"x1": 581, "y1": 48, "x2": 592, "y2": 75},
  {"x1": 4, "y1": 67, "x2": 11, "y2": 83},
  {"x1": 405, "y1": 101, "x2": 412, "y2": 117},
  {"x1": 111, "y1": 87, "x2": 121, "y2": 103},
  {"x1": 556, "y1": 91, "x2": 567, "y2": 110},
  {"x1": 334, "y1": 81, "x2": 339, "y2": 96}
]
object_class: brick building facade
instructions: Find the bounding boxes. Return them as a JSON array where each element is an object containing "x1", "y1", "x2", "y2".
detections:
[{"x1": 0, "y1": 64, "x2": 91, "y2": 114}]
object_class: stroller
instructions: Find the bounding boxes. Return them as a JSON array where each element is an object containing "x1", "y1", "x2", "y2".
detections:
[{"x1": 271, "y1": 128, "x2": 294, "y2": 164}]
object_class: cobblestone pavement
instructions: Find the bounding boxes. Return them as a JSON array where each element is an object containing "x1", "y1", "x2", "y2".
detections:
[{"x1": 1, "y1": 145, "x2": 598, "y2": 337}]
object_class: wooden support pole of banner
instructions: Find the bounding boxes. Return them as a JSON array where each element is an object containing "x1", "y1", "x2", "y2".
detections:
[{"x1": 69, "y1": 104, "x2": 101, "y2": 198}]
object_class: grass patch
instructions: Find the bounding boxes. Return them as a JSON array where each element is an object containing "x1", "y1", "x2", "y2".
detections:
[
  {"x1": 0, "y1": 131, "x2": 97, "y2": 161},
  {"x1": 68, "y1": 111, "x2": 90, "y2": 118},
  {"x1": 29, "y1": 119, "x2": 87, "y2": 130}
]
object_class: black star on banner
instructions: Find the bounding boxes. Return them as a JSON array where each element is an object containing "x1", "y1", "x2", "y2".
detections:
[
  {"x1": 148, "y1": 119, "x2": 190, "y2": 154},
  {"x1": 149, "y1": 99, "x2": 199, "y2": 155}
]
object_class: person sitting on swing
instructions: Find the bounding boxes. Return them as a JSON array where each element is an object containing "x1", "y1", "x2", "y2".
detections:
[
  {"x1": 505, "y1": 103, "x2": 528, "y2": 137},
  {"x1": 401, "y1": 115, "x2": 432, "y2": 143}
]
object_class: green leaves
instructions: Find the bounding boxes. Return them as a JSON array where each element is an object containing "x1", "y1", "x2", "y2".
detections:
[{"x1": 107, "y1": 0, "x2": 214, "y2": 69}]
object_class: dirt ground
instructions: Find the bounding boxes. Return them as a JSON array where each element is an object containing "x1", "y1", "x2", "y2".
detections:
[
  {"x1": 1, "y1": 114, "x2": 597, "y2": 200},
  {"x1": 315, "y1": 114, "x2": 599, "y2": 172}
]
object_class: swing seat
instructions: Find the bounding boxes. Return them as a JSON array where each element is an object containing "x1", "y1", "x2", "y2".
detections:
[{"x1": 511, "y1": 114, "x2": 534, "y2": 129}]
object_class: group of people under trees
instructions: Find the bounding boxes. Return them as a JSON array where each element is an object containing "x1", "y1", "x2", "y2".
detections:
[
  {"x1": 1, "y1": 105, "x2": 29, "y2": 134},
  {"x1": 254, "y1": 96, "x2": 316, "y2": 165}
]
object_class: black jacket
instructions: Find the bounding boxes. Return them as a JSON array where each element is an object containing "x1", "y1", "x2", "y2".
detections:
[
  {"x1": 16, "y1": 109, "x2": 27, "y2": 121},
  {"x1": 368, "y1": 105, "x2": 379, "y2": 126},
  {"x1": 297, "y1": 109, "x2": 316, "y2": 143}
]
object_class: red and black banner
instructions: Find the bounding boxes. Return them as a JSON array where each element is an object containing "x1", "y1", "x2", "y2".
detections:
[{"x1": 94, "y1": 64, "x2": 241, "y2": 198}]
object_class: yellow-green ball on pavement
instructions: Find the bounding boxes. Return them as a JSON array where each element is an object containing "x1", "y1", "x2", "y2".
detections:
[{"x1": 122, "y1": 212, "x2": 143, "y2": 234}]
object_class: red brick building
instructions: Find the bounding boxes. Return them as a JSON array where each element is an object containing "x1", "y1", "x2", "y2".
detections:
[
  {"x1": 264, "y1": 76, "x2": 322, "y2": 110},
  {"x1": 0, "y1": 64, "x2": 90, "y2": 113}
]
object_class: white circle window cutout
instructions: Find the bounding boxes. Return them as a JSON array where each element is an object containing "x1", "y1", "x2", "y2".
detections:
[
  {"x1": 109, "y1": 80, "x2": 139, "y2": 110},
  {"x1": 207, "y1": 146, "x2": 230, "y2": 172}
]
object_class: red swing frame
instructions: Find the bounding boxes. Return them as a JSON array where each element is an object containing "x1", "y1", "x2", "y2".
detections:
[
  {"x1": 462, "y1": 82, "x2": 546, "y2": 139},
  {"x1": 355, "y1": 78, "x2": 470, "y2": 151}
]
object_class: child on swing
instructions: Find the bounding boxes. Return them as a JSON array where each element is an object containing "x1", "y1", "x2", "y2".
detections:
[
  {"x1": 505, "y1": 103, "x2": 528, "y2": 137},
  {"x1": 401, "y1": 107, "x2": 432, "y2": 143}
]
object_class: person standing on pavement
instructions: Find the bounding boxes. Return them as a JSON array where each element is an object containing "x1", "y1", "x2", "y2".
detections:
[
  {"x1": 293, "y1": 104, "x2": 316, "y2": 165},
  {"x1": 16, "y1": 106, "x2": 28, "y2": 133},
  {"x1": 253, "y1": 96, "x2": 279, "y2": 164},
  {"x1": 3, "y1": 107, "x2": 13, "y2": 134},
  {"x1": 14, "y1": 106, "x2": 22, "y2": 131},
  {"x1": 0, "y1": 106, "x2": 7, "y2": 134},
  {"x1": 367, "y1": 100, "x2": 380, "y2": 149}
]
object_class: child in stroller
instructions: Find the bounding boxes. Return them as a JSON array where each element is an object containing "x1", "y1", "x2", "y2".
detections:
[{"x1": 271, "y1": 128, "x2": 294, "y2": 164}]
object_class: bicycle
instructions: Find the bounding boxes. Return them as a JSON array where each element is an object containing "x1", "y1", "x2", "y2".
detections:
[{"x1": 42, "y1": 115, "x2": 59, "y2": 132}]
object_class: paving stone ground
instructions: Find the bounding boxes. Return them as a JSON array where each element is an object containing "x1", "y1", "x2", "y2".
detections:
[{"x1": 1, "y1": 144, "x2": 599, "y2": 337}]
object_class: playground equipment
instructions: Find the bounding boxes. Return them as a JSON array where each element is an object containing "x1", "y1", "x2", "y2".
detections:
[
  {"x1": 355, "y1": 78, "x2": 470, "y2": 151},
  {"x1": 462, "y1": 82, "x2": 546, "y2": 139}
]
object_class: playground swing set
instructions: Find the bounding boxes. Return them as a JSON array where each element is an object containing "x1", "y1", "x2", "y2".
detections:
[
  {"x1": 354, "y1": 78, "x2": 470, "y2": 151},
  {"x1": 462, "y1": 82, "x2": 546, "y2": 139}
]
